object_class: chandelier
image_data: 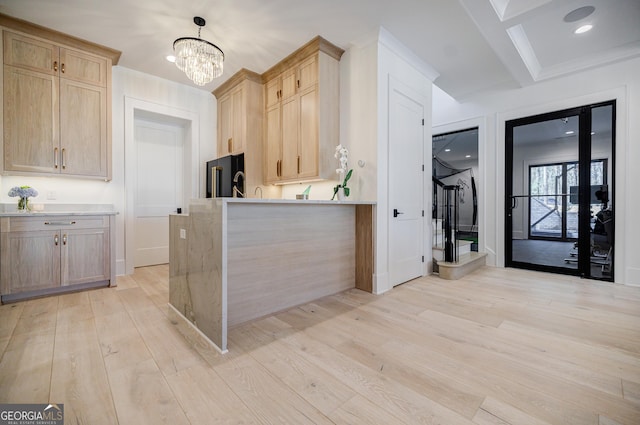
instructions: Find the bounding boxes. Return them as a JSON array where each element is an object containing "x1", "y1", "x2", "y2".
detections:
[{"x1": 173, "y1": 17, "x2": 224, "y2": 86}]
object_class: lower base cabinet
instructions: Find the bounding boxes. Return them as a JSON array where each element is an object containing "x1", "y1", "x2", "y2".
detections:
[{"x1": 0, "y1": 214, "x2": 114, "y2": 302}]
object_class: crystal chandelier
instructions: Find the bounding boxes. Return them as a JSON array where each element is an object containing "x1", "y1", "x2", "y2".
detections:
[{"x1": 173, "y1": 17, "x2": 224, "y2": 86}]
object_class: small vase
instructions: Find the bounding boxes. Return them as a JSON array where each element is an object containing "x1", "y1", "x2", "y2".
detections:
[
  {"x1": 337, "y1": 187, "x2": 346, "y2": 201},
  {"x1": 17, "y1": 197, "x2": 30, "y2": 212}
]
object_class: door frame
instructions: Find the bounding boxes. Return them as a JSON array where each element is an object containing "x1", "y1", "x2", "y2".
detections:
[
  {"x1": 433, "y1": 118, "x2": 486, "y2": 263},
  {"x1": 124, "y1": 97, "x2": 199, "y2": 275},
  {"x1": 504, "y1": 101, "x2": 616, "y2": 280}
]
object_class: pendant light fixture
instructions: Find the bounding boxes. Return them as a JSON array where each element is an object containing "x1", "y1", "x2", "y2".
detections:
[{"x1": 173, "y1": 16, "x2": 224, "y2": 86}]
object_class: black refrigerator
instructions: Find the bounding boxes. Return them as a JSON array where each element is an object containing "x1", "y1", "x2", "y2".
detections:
[{"x1": 205, "y1": 153, "x2": 245, "y2": 198}]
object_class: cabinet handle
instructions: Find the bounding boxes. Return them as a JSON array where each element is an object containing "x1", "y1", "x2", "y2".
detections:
[
  {"x1": 53, "y1": 61, "x2": 58, "y2": 72},
  {"x1": 297, "y1": 79, "x2": 300, "y2": 88},
  {"x1": 54, "y1": 234, "x2": 59, "y2": 246},
  {"x1": 278, "y1": 89, "x2": 281, "y2": 99},
  {"x1": 297, "y1": 155, "x2": 300, "y2": 174},
  {"x1": 276, "y1": 160, "x2": 281, "y2": 177},
  {"x1": 228, "y1": 138, "x2": 233, "y2": 153},
  {"x1": 63, "y1": 234, "x2": 67, "y2": 245},
  {"x1": 61, "y1": 148, "x2": 66, "y2": 169},
  {"x1": 45, "y1": 221, "x2": 76, "y2": 225},
  {"x1": 54, "y1": 147, "x2": 59, "y2": 169},
  {"x1": 61, "y1": 63, "x2": 65, "y2": 73}
]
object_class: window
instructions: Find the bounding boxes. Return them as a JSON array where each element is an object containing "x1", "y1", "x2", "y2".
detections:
[{"x1": 529, "y1": 160, "x2": 606, "y2": 240}]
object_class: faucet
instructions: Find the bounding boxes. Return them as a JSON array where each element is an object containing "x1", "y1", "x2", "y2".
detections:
[
  {"x1": 254, "y1": 186, "x2": 263, "y2": 198},
  {"x1": 233, "y1": 171, "x2": 245, "y2": 198}
]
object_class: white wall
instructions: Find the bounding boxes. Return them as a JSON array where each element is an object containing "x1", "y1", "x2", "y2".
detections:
[
  {"x1": 340, "y1": 29, "x2": 436, "y2": 294},
  {"x1": 433, "y1": 56, "x2": 640, "y2": 285}
]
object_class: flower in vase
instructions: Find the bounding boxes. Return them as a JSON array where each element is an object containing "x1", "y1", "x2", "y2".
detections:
[
  {"x1": 8, "y1": 185, "x2": 38, "y2": 211},
  {"x1": 332, "y1": 144, "x2": 353, "y2": 200}
]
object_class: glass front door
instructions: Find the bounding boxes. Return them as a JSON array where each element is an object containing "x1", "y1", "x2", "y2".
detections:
[{"x1": 506, "y1": 102, "x2": 615, "y2": 281}]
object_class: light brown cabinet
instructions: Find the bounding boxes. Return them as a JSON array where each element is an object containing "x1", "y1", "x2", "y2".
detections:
[
  {"x1": 216, "y1": 85, "x2": 244, "y2": 156},
  {"x1": 1, "y1": 19, "x2": 119, "y2": 180},
  {"x1": 263, "y1": 38, "x2": 343, "y2": 184},
  {"x1": 0, "y1": 214, "x2": 114, "y2": 302},
  {"x1": 212, "y1": 69, "x2": 283, "y2": 198},
  {"x1": 213, "y1": 69, "x2": 263, "y2": 157}
]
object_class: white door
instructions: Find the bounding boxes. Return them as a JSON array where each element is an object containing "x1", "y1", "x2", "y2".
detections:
[
  {"x1": 388, "y1": 80, "x2": 425, "y2": 286},
  {"x1": 134, "y1": 118, "x2": 184, "y2": 267}
]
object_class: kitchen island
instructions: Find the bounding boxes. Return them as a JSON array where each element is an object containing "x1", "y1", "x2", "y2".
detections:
[{"x1": 168, "y1": 198, "x2": 375, "y2": 353}]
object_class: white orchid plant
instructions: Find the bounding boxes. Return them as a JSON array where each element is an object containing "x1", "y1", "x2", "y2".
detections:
[{"x1": 332, "y1": 144, "x2": 352, "y2": 200}]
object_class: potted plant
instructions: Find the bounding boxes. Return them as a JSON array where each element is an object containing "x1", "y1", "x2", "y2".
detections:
[
  {"x1": 8, "y1": 185, "x2": 38, "y2": 212},
  {"x1": 332, "y1": 144, "x2": 352, "y2": 200}
]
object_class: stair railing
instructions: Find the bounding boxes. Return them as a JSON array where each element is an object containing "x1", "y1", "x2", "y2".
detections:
[{"x1": 433, "y1": 177, "x2": 460, "y2": 263}]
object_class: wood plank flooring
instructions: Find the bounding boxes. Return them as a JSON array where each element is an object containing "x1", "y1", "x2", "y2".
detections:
[{"x1": 1, "y1": 265, "x2": 640, "y2": 424}]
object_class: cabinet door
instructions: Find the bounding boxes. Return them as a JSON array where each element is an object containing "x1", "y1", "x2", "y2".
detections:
[
  {"x1": 281, "y1": 68, "x2": 297, "y2": 100},
  {"x1": 3, "y1": 31, "x2": 58, "y2": 75},
  {"x1": 298, "y1": 87, "x2": 319, "y2": 179},
  {"x1": 218, "y1": 93, "x2": 233, "y2": 156},
  {"x1": 265, "y1": 77, "x2": 281, "y2": 109},
  {"x1": 61, "y1": 227, "x2": 109, "y2": 286},
  {"x1": 231, "y1": 86, "x2": 244, "y2": 154},
  {"x1": 297, "y1": 55, "x2": 318, "y2": 92},
  {"x1": 3, "y1": 65, "x2": 59, "y2": 173},
  {"x1": 59, "y1": 78, "x2": 108, "y2": 177},
  {"x1": 0, "y1": 230, "x2": 61, "y2": 294},
  {"x1": 59, "y1": 48, "x2": 107, "y2": 87},
  {"x1": 280, "y1": 96, "x2": 299, "y2": 180},
  {"x1": 264, "y1": 104, "x2": 281, "y2": 183}
]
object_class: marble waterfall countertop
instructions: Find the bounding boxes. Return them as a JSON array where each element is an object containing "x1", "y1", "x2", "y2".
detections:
[
  {"x1": 0, "y1": 203, "x2": 118, "y2": 216},
  {"x1": 169, "y1": 197, "x2": 376, "y2": 353},
  {"x1": 221, "y1": 197, "x2": 374, "y2": 205}
]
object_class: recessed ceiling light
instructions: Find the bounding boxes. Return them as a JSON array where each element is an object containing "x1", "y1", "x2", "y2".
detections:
[
  {"x1": 465, "y1": 155, "x2": 471, "y2": 158},
  {"x1": 444, "y1": 148, "x2": 451, "y2": 152},
  {"x1": 564, "y1": 6, "x2": 595, "y2": 23},
  {"x1": 566, "y1": 130, "x2": 575, "y2": 135},
  {"x1": 166, "y1": 55, "x2": 176, "y2": 63},
  {"x1": 591, "y1": 131, "x2": 596, "y2": 135},
  {"x1": 574, "y1": 24, "x2": 593, "y2": 34}
]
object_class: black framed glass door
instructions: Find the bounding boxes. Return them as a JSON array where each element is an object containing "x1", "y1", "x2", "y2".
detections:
[{"x1": 505, "y1": 101, "x2": 615, "y2": 281}]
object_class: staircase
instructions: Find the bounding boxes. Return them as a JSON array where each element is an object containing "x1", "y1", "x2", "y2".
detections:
[{"x1": 432, "y1": 181, "x2": 486, "y2": 280}]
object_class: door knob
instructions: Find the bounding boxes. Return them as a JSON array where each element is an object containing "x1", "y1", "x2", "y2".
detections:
[{"x1": 393, "y1": 208, "x2": 404, "y2": 218}]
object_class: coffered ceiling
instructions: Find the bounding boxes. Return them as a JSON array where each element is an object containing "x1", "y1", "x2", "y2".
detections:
[{"x1": 0, "y1": 0, "x2": 638, "y2": 99}]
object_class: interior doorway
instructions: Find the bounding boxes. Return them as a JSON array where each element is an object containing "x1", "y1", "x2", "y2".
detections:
[
  {"x1": 133, "y1": 117, "x2": 185, "y2": 267},
  {"x1": 432, "y1": 128, "x2": 479, "y2": 247},
  {"x1": 505, "y1": 101, "x2": 615, "y2": 281},
  {"x1": 123, "y1": 97, "x2": 200, "y2": 275}
]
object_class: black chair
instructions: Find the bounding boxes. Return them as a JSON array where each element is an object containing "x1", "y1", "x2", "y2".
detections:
[{"x1": 564, "y1": 208, "x2": 613, "y2": 270}]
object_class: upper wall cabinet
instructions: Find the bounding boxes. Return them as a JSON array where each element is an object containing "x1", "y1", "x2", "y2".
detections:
[
  {"x1": 212, "y1": 69, "x2": 274, "y2": 198},
  {"x1": 262, "y1": 36, "x2": 344, "y2": 184},
  {"x1": 0, "y1": 14, "x2": 120, "y2": 180},
  {"x1": 213, "y1": 69, "x2": 263, "y2": 157}
]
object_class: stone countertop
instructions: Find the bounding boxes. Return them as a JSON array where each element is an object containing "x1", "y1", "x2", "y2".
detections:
[
  {"x1": 0, "y1": 203, "x2": 117, "y2": 217},
  {"x1": 222, "y1": 198, "x2": 376, "y2": 205}
]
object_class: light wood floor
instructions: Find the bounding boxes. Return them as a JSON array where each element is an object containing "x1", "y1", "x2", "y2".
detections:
[{"x1": 1, "y1": 265, "x2": 640, "y2": 424}]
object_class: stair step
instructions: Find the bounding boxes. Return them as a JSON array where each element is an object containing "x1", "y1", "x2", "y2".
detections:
[
  {"x1": 432, "y1": 239, "x2": 473, "y2": 261},
  {"x1": 434, "y1": 252, "x2": 487, "y2": 280}
]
